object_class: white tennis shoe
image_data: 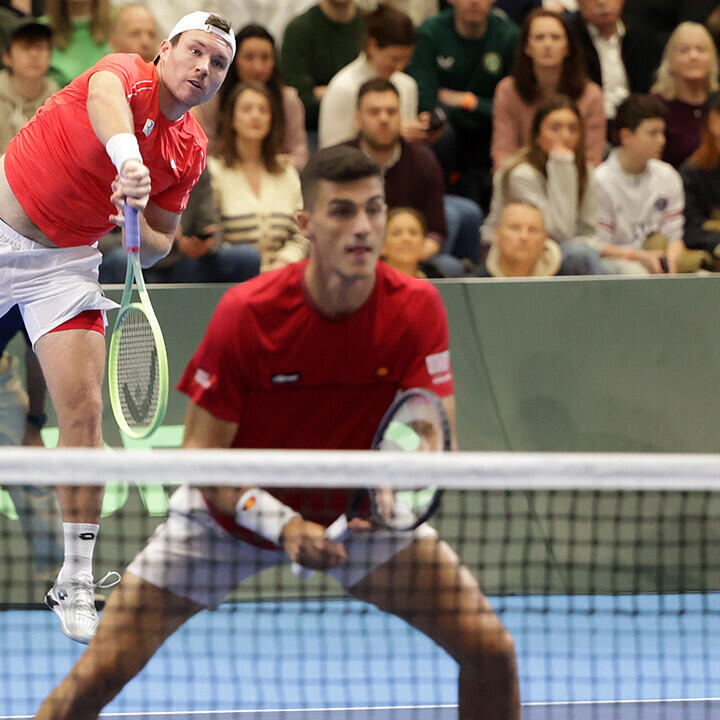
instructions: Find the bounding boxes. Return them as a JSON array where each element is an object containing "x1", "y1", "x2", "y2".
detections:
[{"x1": 45, "y1": 570, "x2": 121, "y2": 644}]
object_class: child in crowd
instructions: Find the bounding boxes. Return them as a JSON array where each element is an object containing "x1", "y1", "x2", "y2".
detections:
[
  {"x1": 482, "y1": 95, "x2": 607, "y2": 275},
  {"x1": 0, "y1": 16, "x2": 56, "y2": 152},
  {"x1": 595, "y1": 94, "x2": 707, "y2": 274}
]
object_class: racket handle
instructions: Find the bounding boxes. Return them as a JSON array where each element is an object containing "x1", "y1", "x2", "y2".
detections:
[
  {"x1": 291, "y1": 514, "x2": 349, "y2": 580},
  {"x1": 124, "y1": 202, "x2": 141, "y2": 252}
]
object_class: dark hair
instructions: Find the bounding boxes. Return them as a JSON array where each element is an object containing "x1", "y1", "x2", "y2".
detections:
[
  {"x1": 300, "y1": 146, "x2": 381, "y2": 209},
  {"x1": 363, "y1": 3, "x2": 416, "y2": 49},
  {"x1": 217, "y1": 24, "x2": 286, "y2": 147},
  {"x1": 169, "y1": 13, "x2": 231, "y2": 46},
  {"x1": 614, "y1": 94, "x2": 667, "y2": 141},
  {"x1": 357, "y1": 77, "x2": 400, "y2": 107},
  {"x1": 512, "y1": 9, "x2": 588, "y2": 103},
  {"x1": 387, "y1": 206, "x2": 426, "y2": 234},
  {"x1": 503, "y1": 95, "x2": 588, "y2": 207},
  {"x1": 214, "y1": 82, "x2": 282, "y2": 173}
]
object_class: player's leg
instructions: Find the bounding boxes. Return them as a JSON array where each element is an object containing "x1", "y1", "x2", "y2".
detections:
[
  {"x1": 347, "y1": 536, "x2": 520, "y2": 720},
  {"x1": 34, "y1": 570, "x2": 203, "y2": 720},
  {"x1": 34, "y1": 325, "x2": 112, "y2": 642}
]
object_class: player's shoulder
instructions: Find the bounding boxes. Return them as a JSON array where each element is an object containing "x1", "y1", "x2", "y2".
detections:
[
  {"x1": 219, "y1": 261, "x2": 305, "y2": 314},
  {"x1": 377, "y1": 262, "x2": 443, "y2": 308},
  {"x1": 92, "y1": 52, "x2": 151, "y2": 83}
]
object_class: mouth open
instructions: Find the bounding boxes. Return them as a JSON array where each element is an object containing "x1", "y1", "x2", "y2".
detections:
[
  {"x1": 347, "y1": 245, "x2": 372, "y2": 259},
  {"x1": 188, "y1": 79, "x2": 203, "y2": 90}
]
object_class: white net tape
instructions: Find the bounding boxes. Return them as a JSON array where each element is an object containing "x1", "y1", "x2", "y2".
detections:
[{"x1": 2, "y1": 448, "x2": 720, "y2": 490}]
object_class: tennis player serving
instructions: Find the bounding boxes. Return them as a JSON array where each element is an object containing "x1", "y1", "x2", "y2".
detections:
[
  {"x1": 0, "y1": 11, "x2": 234, "y2": 643},
  {"x1": 35, "y1": 146, "x2": 520, "y2": 720}
]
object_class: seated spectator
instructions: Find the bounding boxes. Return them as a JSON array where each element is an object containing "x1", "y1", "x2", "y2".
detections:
[
  {"x1": 208, "y1": 83, "x2": 308, "y2": 273},
  {"x1": 478, "y1": 201, "x2": 577, "y2": 276},
  {"x1": 595, "y1": 94, "x2": 709, "y2": 274},
  {"x1": 382, "y1": 207, "x2": 449, "y2": 277},
  {"x1": 567, "y1": 0, "x2": 662, "y2": 121},
  {"x1": 652, "y1": 22, "x2": 719, "y2": 169},
  {"x1": 407, "y1": 0, "x2": 520, "y2": 208},
  {"x1": 0, "y1": 16, "x2": 56, "y2": 152},
  {"x1": 492, "y1": 8, "x2": 605, "y2": 172},
  {"x1": 197, "y1": 24, "x2": 309, "y2": 170},
  {"x1": 348, "y1": 78, "x2": 483, "y2": 273},
  {"x1": 44, "y1": 0, "x2": 113, "y2": 86},
  {"x1": 280, "y1": 0, "x2": 365, "y2": 132},
  {"x1": 482, "y1": 95, "x2": 608, "y2": 273},
  {"x1": 108, "y1": 3, "x2": 158, "y2": 63},
  {"x1": 681, "y1": 90, "x2": 720, "y2": 264},
  {"x1": 319, "y1": 4, "x2": 418, "y2": 148},
  {"x1": 99, "y1": 167, "x2": 262, "y2": 283}
]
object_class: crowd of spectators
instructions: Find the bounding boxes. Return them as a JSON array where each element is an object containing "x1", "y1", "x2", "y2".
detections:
[{"x1": 2, "y1": 0, "x2": 720, "y2": 283}]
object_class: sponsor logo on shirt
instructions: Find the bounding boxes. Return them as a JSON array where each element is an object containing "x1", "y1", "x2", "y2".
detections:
[
  {"x1": 272, "y1": 373, "x2": 301, "y2": 384},
  {"x1": 437, "y1": 55, "x2": 455, "y2": 70},
  {"x1": 425, "y1": 350, "x2": 450, "y2": 376},
  {"x1": 170, "y1": 159, "x2": 177, "y2": 171},
  {"x1": 142, "y1": 119, "x2": 155, "y2": 137},
  {"x1": 655, "y1": 197, "x2": 668, "y2": 211},
  {"x1": 483, "y1": 52, "x2": 502, "y2": 75},
  {"x1": 194, "y1": 368, "x2": 214, "y2": 389}
]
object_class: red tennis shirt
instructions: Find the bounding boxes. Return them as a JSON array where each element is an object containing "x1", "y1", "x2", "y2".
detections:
[
  {"x1": 177, "y1": 259, "x2": 455, "y2": 545},
  {"x1": 4, "y1": 53, "x2": 207, "y2": 248}
]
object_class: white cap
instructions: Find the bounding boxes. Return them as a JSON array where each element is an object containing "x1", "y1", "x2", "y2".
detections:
[{"x1": 166, "y1": 11, "x2": 235, "y2": 59}]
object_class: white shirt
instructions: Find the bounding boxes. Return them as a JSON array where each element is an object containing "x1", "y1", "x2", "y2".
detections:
[
  {"x1": 587, "y1": 21, "x2": 630, "y2": 119},
  {"x1": 594, "y1": 150, "x2": 685, "y2": 249},
  {"x1": 318, "y1": 53, "x2": 419, "y2": 148}
]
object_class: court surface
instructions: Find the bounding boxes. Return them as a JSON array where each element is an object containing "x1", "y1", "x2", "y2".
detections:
[{"x1": 2, "y1": 594, "x2": 718, "y2": 719}]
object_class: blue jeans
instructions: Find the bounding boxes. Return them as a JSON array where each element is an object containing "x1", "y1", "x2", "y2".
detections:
[
  {"x1": 443, "y1": 195, "x2": 484, "y2": 265},
  {"x1": 560, "y1": 241, "x2": 614, "y2": 275},
  {"x1": 100, "y1": 244, "x2": 261, "y2": 284}
]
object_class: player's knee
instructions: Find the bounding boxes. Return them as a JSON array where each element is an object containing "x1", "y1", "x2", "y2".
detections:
[{"x1": 59, "y1": 395, "x2": 103, "y2": 442}]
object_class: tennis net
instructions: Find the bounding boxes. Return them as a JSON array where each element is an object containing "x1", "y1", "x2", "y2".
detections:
[{"x1": 1, "y1": 449, "x2": 719, "y2": 719}]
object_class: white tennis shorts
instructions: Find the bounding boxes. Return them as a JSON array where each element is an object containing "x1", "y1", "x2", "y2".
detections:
[
  {"x1": 0, "y1": 218, "x2": 118, "y2": 347},
  {"x1": 128, "y1": 485, "x2": 437, "y2": 609}
]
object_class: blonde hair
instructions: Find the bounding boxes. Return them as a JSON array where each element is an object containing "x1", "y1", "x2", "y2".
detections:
[{"x1": 652, "y1": 22, "x2": 719, "y2": 100}]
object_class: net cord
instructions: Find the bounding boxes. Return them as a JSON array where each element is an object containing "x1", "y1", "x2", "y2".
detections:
[{"x1": 2, "y1": 449, "x2": 720, "y2": 490}]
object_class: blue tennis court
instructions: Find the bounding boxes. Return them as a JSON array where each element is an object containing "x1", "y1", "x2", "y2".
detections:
[{"x1": 2, "y1": 593, "x2": 719, "y2": 719}]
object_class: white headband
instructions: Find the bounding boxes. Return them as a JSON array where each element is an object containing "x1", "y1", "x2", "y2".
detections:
[{"x1": 166, "y1": 11, "x2": 235, "y2": 59}]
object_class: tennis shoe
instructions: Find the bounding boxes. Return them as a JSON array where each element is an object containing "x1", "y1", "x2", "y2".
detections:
[{"x1": 45, "y1": 570, "x2": 121, "y2": 644}]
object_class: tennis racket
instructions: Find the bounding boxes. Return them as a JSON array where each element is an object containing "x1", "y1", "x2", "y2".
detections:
[
  {"x1": 291, "y1": 387, "x2": 451, "y2": 578},
  {"x1": 107, "y1": 203, "x2": 169, "y2": 439}
]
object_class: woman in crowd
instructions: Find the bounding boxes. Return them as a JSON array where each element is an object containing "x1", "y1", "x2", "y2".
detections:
[
  {"x1": 195, "y1": 24, "x2": 308, "y2": 171},
  {"x1": 483, "y1": 95, "x2": 606, "y2": 274},
  {"x1": 208, "y1": 83, "x2": 308, "y2": 273},
  {"x1": 681, "y1": 90, "x2": 720, "y2": 263},
  {"x1": 44, "y1": 0, "x2": 112, "y2": 86},
  {"x1": 492, "y1": 8, "x2": 605, "y2": 173},
  {"x1": 382, "y1": 207, "x2": 449, "y2": 278},
  {"x1": 319, "y1": 3, "x2": 418, "y2": 148},
  {"x1": 652, "y1": 22, "x2": 719, "y2": 168}
]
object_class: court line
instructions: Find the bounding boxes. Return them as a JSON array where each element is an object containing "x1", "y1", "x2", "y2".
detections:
[{"x1": 3, "y1": 698, "x2": 719, "y2": 719}]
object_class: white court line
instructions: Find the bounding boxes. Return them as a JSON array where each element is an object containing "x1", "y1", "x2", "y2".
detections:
[{"x1": 2, "y1": 699, "x2": 720, "y2": 719}]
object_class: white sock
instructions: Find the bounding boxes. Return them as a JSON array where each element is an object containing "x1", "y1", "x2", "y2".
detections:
[{"x1": 59, "y1": 523, "x2": 99, "y2": 581}]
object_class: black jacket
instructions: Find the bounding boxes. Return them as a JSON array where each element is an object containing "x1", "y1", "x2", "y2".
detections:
[
  {"x1": 680, "y1": 161, "x2": 720, "y2": 255},
  {"x1": 566, "y1": 13, "x2": 663, "y2": 96}
]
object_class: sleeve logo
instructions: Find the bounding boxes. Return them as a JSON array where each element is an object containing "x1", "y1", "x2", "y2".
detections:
[
  {"x1": 425, "y1": 350, "x2": 450, "y2": 376},
  {"x1": 193, "y1": 368, "x2": 214, "y2": 389}
]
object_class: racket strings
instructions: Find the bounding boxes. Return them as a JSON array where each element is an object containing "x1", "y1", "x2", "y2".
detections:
[{"x1": 113, "y1": 307, "x2": 160, "y2": 430}]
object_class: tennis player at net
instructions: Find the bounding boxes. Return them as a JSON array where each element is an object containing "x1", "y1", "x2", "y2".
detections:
[
  {"x1": 0, "y1": 12, "x2": 235, "y2": 643},
  {"x1": 34, "y1": 146, "x2": 520, "y2": 720}
]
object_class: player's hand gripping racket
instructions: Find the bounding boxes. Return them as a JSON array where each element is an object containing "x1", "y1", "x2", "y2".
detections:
[
  {"x1": 108, "y1": 203, "x2": 169, "y2": 438},
  {"x1": 291, "y1": 387, "x2": 451, "y2": 578}
]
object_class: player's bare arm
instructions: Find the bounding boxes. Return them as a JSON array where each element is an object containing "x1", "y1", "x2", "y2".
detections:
[{"x1": 183, "y1": 400, "x2": 347, "y2": 570}]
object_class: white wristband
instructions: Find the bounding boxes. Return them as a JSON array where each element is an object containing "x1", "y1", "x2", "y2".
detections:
[
  {"x1": 105, "y1": 132, "x2": 142, "y2": 175},
  {"x1": 236, "y1": 488, "x2": 300, "y2": 545}
]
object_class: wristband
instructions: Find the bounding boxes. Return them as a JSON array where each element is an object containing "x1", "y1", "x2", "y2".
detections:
[
  {"x1": 26, "y1": 412, "x2": 47, "y2": 429},
  {"x1": 236, "y1": 488, "x2": 300, "y2": 545},
  {"x1": 461, "y1": 92, "x2": 476, "y2": 111},
  {"x1": 105, "y1": 133, "x2": 142, "y2": 175}
]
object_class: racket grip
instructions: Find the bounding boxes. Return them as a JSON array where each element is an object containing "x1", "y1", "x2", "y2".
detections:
[
  {"x1": 291, "y1": 514, "x2": 349, "y2": 580},
  {"x1": 124, "y1": 202, "x2": 141, "y2": 252}
]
